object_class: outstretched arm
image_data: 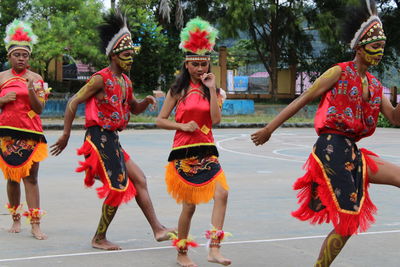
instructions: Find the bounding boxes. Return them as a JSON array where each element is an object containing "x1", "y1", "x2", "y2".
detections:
[
  {"x1": 50, "y1": 75, "x2": 103, "y2": 156},
  {"x1": 380, "y1": 95, "x2": 400, "y2": 126},
  {"x1": 156, "y1": 90, "x2": 199, "y2": 132},
  {"x1": 251, "y1": 66, "x2": 342, "y2": 146}
]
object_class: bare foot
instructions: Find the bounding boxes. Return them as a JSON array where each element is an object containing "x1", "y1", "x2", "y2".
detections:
[
  {"x1": 92, "y1": 237, "x2": 121, "y2": 250},
  {"x1": 177, "y1": 253, "x2": 198, "y2": 267},
  {"x1": 31, "y1": 223, "x2": 48, "y2": 240},
  {"x1": 208, "y1": 248, "x2": 231, "y2": 266},
  {"x1": 9, "y1": 220, "x2": 21, "y2": 233},
  {"x1": 155, "y1": 226, "x2": 177, "y2": 242}
]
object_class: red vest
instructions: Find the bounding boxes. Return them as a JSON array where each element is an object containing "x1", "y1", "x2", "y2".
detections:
[
  {"x1": 0, "y1": 77, "x2": 44, "y2": 134},
  {"x1": 314, "y1": 61, "x2": 382, "y2": 141},
  {"x1": 172, "y1": 87, "x2": 215, "y2": 149},
  {"x1": 85, "y1": 67, "x2": 133, "y2": 131}
]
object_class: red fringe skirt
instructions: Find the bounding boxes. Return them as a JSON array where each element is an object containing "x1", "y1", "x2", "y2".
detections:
[
  {"x1": 76, "y1": 126, "x2": 136, "y2": 207},
  {"x1": 292, "y1": 133, "x2": 378, "y2": 236}
]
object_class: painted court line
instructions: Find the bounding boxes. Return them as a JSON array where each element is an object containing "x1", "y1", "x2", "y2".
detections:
[
  {"x1": 0, "y1": 229, "x2": 399, "y2": 263},
  {"x1": 216, "y1": 136, "x2": 304, "y2": 163}
]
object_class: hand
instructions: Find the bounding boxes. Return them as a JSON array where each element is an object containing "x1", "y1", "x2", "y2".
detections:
[
  {"x1": 145, "y1": 95, "x2": 157, "y2": 111},
  {"x1": 200, "y1": 73, "x2": 216, "y2": 90},
  {"x1": 2, "y1": 91, "x2": 17, "y2": 103},
  {"x1": 251, "y1": 127, "x2": 272, "y2": 146},
  {"x1": 179, "y1": 121, "x2": 199, "y2": 132},
  {"x1": 50, "y1": 134, "x2": 70, "y2": 156},
  {"x1": 26, "y1": 78, "x2": 34, "y2": 90}
]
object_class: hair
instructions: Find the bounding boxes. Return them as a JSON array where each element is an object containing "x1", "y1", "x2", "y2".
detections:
[
  {"x1": 170, "y1": 61, "x2": 213, "y2": 101},
  {"x1": 97, "y1": 9, "x2": 127, "y2": 55},
  {"x1": 341, "y1": 0, "x2": 377, "y2": 44}
]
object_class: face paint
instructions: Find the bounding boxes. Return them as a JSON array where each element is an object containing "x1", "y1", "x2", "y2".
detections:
[
  {"x1": 362, "y1": 47, "x2": 384, "y2": 66},
  {"x1": 306, "y1": 66, "x2": 339, "y2": 94},
  {"x1": 116, "y1": 54, "x2": 133, "y2": 72},
  {"x1": 315, "y1": 233, "x2": 349, "y2": 267}
]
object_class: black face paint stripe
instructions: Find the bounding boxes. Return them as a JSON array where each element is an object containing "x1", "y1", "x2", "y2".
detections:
[{"x1": 364, "y1": 48, "x2": 384, "y2": 56}]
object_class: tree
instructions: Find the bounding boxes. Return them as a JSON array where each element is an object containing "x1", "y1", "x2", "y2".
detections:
[
  {"x1": 306, "y1": 0, "x2": 400, "y2": 79},
  {"x1": 0, "y1": 0, "x2": 31, "y2": 69},
  {"x1": 118, "y1": 0, "x2": 184, "y2": 93},
  {"x1": 218, "y1": 0, "x2": 313, "y2": 100},
  {"x1": 28, "y1": 0, "x2": 105, "y2": 80}
]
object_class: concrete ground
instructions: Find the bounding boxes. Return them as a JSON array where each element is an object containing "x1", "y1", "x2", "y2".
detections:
[{"x1": 0, "y1": 127, "x2": 399, "y2": 267}]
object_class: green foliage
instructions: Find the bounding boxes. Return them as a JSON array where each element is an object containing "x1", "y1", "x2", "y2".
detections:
[
  {"x1": 28, "y1": 0, "x2": 105, "y2": 80},
  {"x1": 119, "y1": 0, "x2": 183, "y2": 93},
  {"x1": 0, "y1": 0, "x2": 31, "y2": 69},
  {"x1": 377, "y1": 113, "x2": 399, "y2": 128},
  {"x1": 219, "y1": 0, "x2": 314, "y2": 100}
]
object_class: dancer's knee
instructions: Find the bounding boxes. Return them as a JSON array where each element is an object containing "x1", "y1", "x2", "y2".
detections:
[
  {"x1": 182, "y1": 203, "x2": 196, "y2": 216},
  {"x1": 215, "y1": 185, "x2": 228, "y2": 202}
]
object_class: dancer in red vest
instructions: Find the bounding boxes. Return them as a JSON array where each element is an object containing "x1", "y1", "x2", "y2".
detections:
[
  {"x1": 51, "y1": 10, "x2": 173, "y2": 250},
  {"x1": 0, "y1": 20, "x2": 49, "y2": 240},
  {"x1": 252, "y1": 1, "x2": 400, "y2": 266},
  {"x1": 157, "y1": 18, "x2": 231, "y2": 267}
]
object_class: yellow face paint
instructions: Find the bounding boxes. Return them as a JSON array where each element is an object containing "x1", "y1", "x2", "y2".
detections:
[
  {"x1": 116, "y1": 54, "x2": 133, "y2": 72},
  {"x1": 362, "y1": 47, "x2": 384, "y2": 66}
]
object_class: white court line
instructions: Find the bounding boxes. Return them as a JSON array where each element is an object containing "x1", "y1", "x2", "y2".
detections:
[
  {"x1": 0, "y1": 229, "x2": 399, "y2": 263},
  {"x1": 216, "y1": 136, "x2": 304, "y2": 163}
]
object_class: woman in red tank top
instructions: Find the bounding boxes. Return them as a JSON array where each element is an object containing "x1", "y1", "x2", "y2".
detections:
[
  {"x1": 0, "y1": 20, "x2": 48, "y2": 240},
  {"x1": 251, "y1": 1, "x2": 400, "y2": 266},
  {"x1": 157, "y1": 18, "x2": 231, "y2": 267}
]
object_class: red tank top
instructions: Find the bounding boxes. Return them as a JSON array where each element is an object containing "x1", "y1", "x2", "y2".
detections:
[
  {"x1": 85, "y1": 67, "x2": 133, "y2": 131},
  {"x1": 314, "y1": 61, "x2": 382, "y2": 141},
  {"x1": 172, "y1": 85, "x2": 215, "y2": 149},
  {"x1": 0, "y1": 77, "x2": 44, "y2": 134}
]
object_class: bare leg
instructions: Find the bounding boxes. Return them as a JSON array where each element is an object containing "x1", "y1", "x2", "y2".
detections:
[
  {"x1": 367, "y1": 156, "x2": 400, "y2": 187},
  {"x1": 177, "y1": 203, "x2": 197, "y2": 267},
  {"x1": 92, "y1": 202, "x2": 121, "y2": 250},
  {"x1": 126, "y1": 159, "x2": 174, "y2": 241},
  {"x1": 22, "y1": 162, "x2": 47, "y2": 240},
  {"x1": 315, "y1": 230, "x2": 350, "y2": 267},
  {"x1": 208, "y1": 183, "x2": 231, "y2": 266},
  {"x1": 7, "y1": 179, "x2": 21, "y2": 233}
]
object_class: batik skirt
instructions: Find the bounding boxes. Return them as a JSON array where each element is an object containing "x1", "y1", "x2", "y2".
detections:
[
  {"x1": 0, "y1": 129, "x2": 47, "y2": 183},
  {"x1": 165, "y1": 155, "x2": 229, "y2": 204},
  {"x1": 292, "y1": 133, "x2": 378, "y2": 236},
  {"x1": 76, "y1": 126, "x2": 136, "y2": 207}
]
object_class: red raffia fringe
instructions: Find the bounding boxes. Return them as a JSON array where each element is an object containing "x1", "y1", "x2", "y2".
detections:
[
  {"x1": 0, "y1": 143, "x2": 47, "y2": 183},
  {"x1": 165, "y1": 162, "x2": 229, "y2": 204},
  {"x1": 291, "y1": 148, "x2": 378, "y2": 236},
  {"x1": 76, "y1": 140, "x2": 136, "y2": 207}
]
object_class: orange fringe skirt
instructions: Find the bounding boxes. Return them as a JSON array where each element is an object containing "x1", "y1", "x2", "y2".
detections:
[
  {"x1": 165, "y1": 156, "x2": 229, "y2": 204},
  {"x1": 0, "y1": 136, "x2": 48, "y2": 183}
]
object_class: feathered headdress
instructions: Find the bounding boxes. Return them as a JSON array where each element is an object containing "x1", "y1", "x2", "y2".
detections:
[
  {"x1": 4, "y1": 19, "x2": 38, "y2": 55},
  {"x1": 179, "y1": 17, "x2": 218, "y2": 61},
  {"x1": 97, "y1": 9, "x2": 135, "y2": 56},
  {"x1": 342, "y1": 0, "x2": 386, "y2": 49}
]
